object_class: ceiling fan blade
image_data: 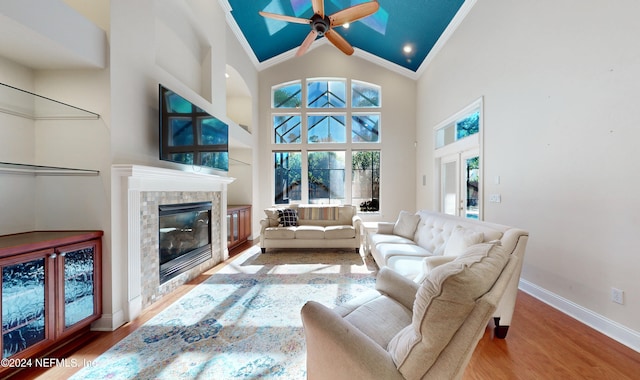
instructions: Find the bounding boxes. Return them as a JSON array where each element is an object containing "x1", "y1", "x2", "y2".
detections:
[
  {"x1": 325, "y1": 29, "x2": 354, "y2": 56},
  {"x1": 259, "y1": 11, "x2": 311, "y2": 25},
  {"x1": 296, "y1": 30, "x2": 319, "y2": 56},
  {"x1": 312, "y1": 0, "x2": 325, "y2": 18},
  {"x1": 329, "y1": 1, "x2": 380, "y2": 27}
]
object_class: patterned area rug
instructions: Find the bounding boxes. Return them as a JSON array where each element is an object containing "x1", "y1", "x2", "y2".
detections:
[{"x1": 70, "y1": 246, "x2": 378, "y2": 379}]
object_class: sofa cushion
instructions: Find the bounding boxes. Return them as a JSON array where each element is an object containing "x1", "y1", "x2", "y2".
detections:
[
  {"x1": 393, "y1": 211, "x2": 420, "y2": 240},
  {"x1": 375, "y1": 243, "x2": 431, "y2": 263},
  {"x1": 369, "y1": 233, "x2": 415, "y2": 247},
  {"x1": 443, "y1": 225, "x2": 484, "y2": 257},
  {"x1": 278, "y1": 208, "x2": 298, "y2": 227},
  {"x1": 341, "y1": 295, "x2": 413, "y2": 349},
  {"x1": 295, "y1": 225, "x2": 325, "y2": 239},
  {"x1": 263, "y1": 227, "x2": 296, "y2": 239},
  {"x1": 386, "y1": 242, "x2": 508, "y2": 379},
  {"x1": 325, "y1": 225, "x2": 356, "y2": 239}
]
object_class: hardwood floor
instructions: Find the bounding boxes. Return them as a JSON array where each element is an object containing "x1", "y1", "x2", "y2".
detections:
[
  {"x1": 464, "y1": 291, "x2": 640, "y2": 380},
  {"x1": 11, "y1": 242, "x2": 640, "y2": 379}
]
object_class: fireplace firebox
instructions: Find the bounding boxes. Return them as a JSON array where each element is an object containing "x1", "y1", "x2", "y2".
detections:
[{"x1": 158, "y1": 201, "x2": 212, "y2": 284}]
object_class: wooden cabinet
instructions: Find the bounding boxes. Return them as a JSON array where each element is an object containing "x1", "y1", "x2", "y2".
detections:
[
  {"x1": 0, "y1": 231, "x2": 102, "y2": 369},
  {"x1": 227, "y1": 205, "x2": 251, "y2": 250}
]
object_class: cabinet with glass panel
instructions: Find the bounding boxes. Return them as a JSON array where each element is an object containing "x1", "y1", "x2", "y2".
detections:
[{"x1": 0, "y1": 231, "x2": 102, "y2": 369}]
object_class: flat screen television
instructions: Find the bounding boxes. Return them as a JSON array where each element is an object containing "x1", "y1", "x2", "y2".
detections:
[{"x1": 159, "y1": 84, "x2": 229, "y2": 172}]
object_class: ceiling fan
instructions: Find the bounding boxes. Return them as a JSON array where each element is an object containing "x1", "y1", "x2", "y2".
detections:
[{"x1": 259, "y1": 0, "x2": 380, "y2": 57}]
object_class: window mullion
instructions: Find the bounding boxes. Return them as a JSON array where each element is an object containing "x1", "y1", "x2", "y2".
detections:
[
  {"x1": 301, "y1": 146, "x2": 309, "y2": 204},
  {"x1": 345, "y1": 149, "x2": 353, "y2": 205}
]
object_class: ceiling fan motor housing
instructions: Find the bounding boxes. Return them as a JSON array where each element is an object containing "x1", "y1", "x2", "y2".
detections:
[{"x1": 311, "y1": 14, "x2": 330, "y2": 36}]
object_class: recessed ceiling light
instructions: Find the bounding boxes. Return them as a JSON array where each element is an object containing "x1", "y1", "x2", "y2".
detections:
[
  {"x1": 403, "y1": 44, "x2": 413, "y2": 54},
  {"x1": 342, "y1": 22, "x2": 350, "y2": 29}
]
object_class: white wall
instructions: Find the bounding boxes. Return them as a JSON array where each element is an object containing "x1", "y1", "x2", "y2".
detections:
[
  {"x1": 107, "y1": 0, "x2": 258, "y2": 327},
  {"x1": 0, "y1": 0, "x2": 258, "y2": 331},
  {"x1": 257, "y1": 44, "x2": 417, "y2": 222},
  {"x1": 417, "y1": 0, "x2": 640, "y2": 346},
  {"x1": 0, "y1": 58, "x2": 37, "y2": 233},
  {"x1": 0, "y1": 56, "x2": 110, "y2": 239},
  {"x1": 226, "y1": 24, "x2": 260, "y2": 236}
]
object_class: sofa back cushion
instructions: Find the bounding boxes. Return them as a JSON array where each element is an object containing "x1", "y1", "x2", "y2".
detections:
[
  {"x1": 297, "y1": 205, "x2": 355, "y2": 226},
  {"x1": 414, "y1": 212, "x2": 504, "y2": 255},
  {"x1": 265, "y1": 205, "x2": 355, "y2": 227},
  {"x1": 386, "y1": 242, "x2": 509, "y2": 379}
]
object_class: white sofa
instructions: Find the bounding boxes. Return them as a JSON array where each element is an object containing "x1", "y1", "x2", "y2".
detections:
[
  {"x1": 368, "y1": 209, "x2": 529, "y2": 338},
  {"x1": 302, "y1": 242, "x2": 519, "y2": 379},
  {"x1": 260, "y1": 204, "x2": 362, "y2": 253}
]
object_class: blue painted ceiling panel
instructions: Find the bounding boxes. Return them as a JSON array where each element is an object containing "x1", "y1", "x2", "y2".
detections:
[{"x1": 229, "y1": 0, "x2": 465, "y2": 72}]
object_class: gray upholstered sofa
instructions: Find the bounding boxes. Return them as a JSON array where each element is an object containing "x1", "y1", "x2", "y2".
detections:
[
  {"x1": 259, "y1": 204, "x2": 362, "y2": 253},
  {"x1": 367, "y1": 209, "x2": 528, "y2": 338}
]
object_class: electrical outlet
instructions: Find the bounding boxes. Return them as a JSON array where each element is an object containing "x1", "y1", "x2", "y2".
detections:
[{"x1": 611, "y1": 288, "x2": 624, "y2": 305}]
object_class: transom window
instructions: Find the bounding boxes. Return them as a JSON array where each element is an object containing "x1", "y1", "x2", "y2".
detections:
[{"x1": 271, "y1": 78, "x2": 381, "y2": 211}]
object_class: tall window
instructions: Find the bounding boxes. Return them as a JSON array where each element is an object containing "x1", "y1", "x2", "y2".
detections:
[
  {"x1": 434, "y1": 98, "x2": 483, "y2": 219},
  {"x1": 272, "y1": 79, "x2": 381, "y2": 211}
]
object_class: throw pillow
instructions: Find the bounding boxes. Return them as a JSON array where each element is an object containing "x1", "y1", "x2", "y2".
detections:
[
  {"x1": 386, "y1": 243, "x2": 509, "y2": 379},
  {"x1": 277, "y1": 208, "x2": 298, "y2": 227},
  {"x1": 264, "y1": 208, "x2": 281, "y2": 227},
  {"x1": 443, "y1": 225, "x2": 484, "y2": 257},
  {"x1": 392, "y1": 211, "x2": 420, "y2": 240}
]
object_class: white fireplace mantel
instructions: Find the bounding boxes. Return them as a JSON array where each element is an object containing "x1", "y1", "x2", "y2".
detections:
[{"x1": 109, "y1": 164, "x2": 234, "y2": 328}]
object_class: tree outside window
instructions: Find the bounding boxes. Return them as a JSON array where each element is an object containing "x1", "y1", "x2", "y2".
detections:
[{"x1": 352, "y1": 151, "x2": 380, "y2": 211}]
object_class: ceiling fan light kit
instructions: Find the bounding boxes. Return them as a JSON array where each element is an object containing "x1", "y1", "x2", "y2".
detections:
[{"x1": 259, "y1": 0, "x2": 380, "y2": 57}]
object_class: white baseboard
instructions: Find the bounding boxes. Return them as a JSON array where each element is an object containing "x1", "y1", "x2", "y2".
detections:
[
  {"x1": 519, "y1": 279, "x2": 640, "y2": 352},
  {"x1": 90, "y1": 309, "x2": 126, "y2": 332}
]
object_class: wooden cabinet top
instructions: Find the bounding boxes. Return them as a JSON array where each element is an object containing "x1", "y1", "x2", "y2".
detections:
[
  {"x1": 0, "y1": 230, "x2": 103, "y2": 258},
  {"x1": 227, "y1": 205, "x2": 251, "y2": 212}
]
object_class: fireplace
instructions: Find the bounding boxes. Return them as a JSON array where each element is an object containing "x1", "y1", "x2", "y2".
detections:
[{"x1": 158, "y1": 201, "x2": 212, "y2": 284}]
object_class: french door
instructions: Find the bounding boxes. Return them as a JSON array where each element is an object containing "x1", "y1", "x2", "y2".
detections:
[{"x1": 439, "y1": 149, "x2": 480, "y2": 219}]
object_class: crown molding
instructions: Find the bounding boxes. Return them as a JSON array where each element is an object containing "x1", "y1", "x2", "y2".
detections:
[{"x1": 416, "y1": 0, "x2": 477, "y2": 77}]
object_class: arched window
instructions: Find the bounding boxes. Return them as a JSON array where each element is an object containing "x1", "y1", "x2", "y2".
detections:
[{"x1": 271, "y1": 78, "x2": 381, "y2": 212}]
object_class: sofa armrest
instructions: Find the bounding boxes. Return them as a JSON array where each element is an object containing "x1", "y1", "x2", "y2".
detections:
[
  {"x1": 259, "y1": 218, "x2": 271, "y2": 232},
  {"x1": 377, "y1": 222, "x2": 395, "y2": 234},
  {"x1": 375, "y1": 267, "x2": 420, "y2": 310},
  {"x1": 301, "y1": 301, "x2": 403, "y2": 380},
  {"x1": 352, "y1": 214, "x2": 363, "y2": 228}
]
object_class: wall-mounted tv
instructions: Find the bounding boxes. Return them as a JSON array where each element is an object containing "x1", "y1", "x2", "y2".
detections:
[{"x1": 159, "y1": 84, "x2": 229, "y2": 172}]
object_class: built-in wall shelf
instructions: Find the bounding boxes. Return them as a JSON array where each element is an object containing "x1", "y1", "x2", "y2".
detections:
[
  {"x1": 0, "y1": 82, "x2": 100, "y2": 120},
  {"x1": 0, "y1": 162, "x2": 99, "y2": 176},
  {"x1": 229, "y1": 157, "x2": 250, "y2": 166}
]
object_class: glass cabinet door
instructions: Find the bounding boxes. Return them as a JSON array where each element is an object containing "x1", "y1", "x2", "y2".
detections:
[
  {"x1": 57, "y1": 240, "x2": 101, "y2": 335},
  {"x1": 1, "y1": 250, "x2": 53, "y2": 358},
  {"x1": 233, "y1": 213, "x2": 239, "y2": 242}
]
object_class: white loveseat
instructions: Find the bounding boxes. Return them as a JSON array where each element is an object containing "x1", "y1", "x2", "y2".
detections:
[
  {"x1": 368, "y1": 209, "x2": 528, "y2": 338},
  {"x1": 260, "y1": 204, "x2": 362, "y2": 253}
]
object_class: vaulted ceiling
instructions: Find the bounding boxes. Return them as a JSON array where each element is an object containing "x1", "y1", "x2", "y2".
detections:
[{"x1": 224, "y1": 0, "x2": 473, "y2": 78}]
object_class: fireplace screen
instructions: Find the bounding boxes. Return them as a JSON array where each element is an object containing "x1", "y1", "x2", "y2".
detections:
[{"x1": 158, "y1": 201, "x2": 212, "y2": 283}]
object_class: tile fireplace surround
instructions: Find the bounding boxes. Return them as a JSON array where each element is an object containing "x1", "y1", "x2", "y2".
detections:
[{"x1": 110, "y1": 164, "x2": 234, "y2": 329}]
